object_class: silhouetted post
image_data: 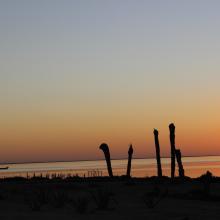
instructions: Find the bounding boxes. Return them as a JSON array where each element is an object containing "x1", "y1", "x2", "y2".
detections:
[
  {"x1": 153, "y1": 129, "x2": 162, "y2": 177},
  {"x1": 175, "y1": 149, "x2": 185, "y2": 178},
  {"x1": 169, "y1": 123, "x2": 176, "y2": 179},
  {"x1": 126, "y1": 144, "x2": 133, "y2": 178},
  {"x1": 99, "y1": 143, "x2": 113, "y2": 178}
]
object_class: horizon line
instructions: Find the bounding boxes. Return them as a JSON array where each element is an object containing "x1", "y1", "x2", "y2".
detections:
[{"x1": 1, "y1": 153, "x2": 220, "y2": 166}]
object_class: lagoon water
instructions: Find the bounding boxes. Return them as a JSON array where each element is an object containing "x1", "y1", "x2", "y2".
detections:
[{"x1": 1, "y1": 156, "x2": 220, "y2": 178}]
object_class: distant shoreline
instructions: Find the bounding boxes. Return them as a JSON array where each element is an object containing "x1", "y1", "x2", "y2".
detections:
[{"x1": 1, "y1": 154, "x2": 220, "y2": 166}]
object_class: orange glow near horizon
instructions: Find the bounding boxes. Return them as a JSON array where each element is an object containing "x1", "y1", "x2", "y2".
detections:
[{"x1": 1, "y1": 100, "x2": 220, "y2": 163}]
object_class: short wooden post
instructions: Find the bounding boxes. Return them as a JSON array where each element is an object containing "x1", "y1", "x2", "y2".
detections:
[
  {"x1": 126, "y1": 144, "x2": 133, "y2": 177},
  {"x1": 175, "y1": 149, "x2": 185, "y2": 178}
]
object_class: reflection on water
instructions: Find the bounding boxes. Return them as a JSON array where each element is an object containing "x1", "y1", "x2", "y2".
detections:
[{"x1": 1, "y1": 156, "x2": 220, "y2": 178}]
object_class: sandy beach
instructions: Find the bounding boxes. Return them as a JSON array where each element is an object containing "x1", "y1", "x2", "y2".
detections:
[{"x1": 0, "y1": 176, "x2": 220, "y2": 220}]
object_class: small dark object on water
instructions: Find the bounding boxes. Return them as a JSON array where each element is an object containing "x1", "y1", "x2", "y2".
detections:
[{"x1": 0, "y1": 166, "x2": 9, "y2": 170}]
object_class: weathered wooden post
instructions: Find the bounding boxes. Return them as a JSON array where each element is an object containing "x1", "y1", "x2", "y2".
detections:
[
  {"x1": 169, "y1": 123, "x2": 176, "y2": 179},
  {"x1": 99, "y1": 143, "x2": 113, "y2": 178},
  {"x1": 126, "y1": 144, "x2": 133, "y2": 178},
  {"x1": 175, "y1": 149, "x2": 185, "y2": 178},
  {"x1": 153, "y1": 129, "x2": 162, "y2": 177}
]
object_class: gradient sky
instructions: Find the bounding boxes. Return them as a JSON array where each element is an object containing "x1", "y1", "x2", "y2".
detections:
[{"x1": 1, "y1": 0, "x2": 220, "y2": 163}]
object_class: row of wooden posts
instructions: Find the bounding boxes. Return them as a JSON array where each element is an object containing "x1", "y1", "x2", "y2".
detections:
[{"x1": 99, "y1": 123, "x2": 185, "y2": 178}]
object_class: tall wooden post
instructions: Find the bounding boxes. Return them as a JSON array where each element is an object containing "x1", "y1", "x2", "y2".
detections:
[
  {"x1": 154, "y1": 129, "x2": 162, "y2": 177},
  {"x1": 175, "y1": 149, "x2": 185, "y2": 178},
  {"x1": 99, "y1": 143, "x2": 113, "y2": 178},
  {"x1": 126, "y1": 144, "x2": 133, "y2": 178},
  {"x1": 169, "y1": 123, "x2": 176, "y2": 179}
]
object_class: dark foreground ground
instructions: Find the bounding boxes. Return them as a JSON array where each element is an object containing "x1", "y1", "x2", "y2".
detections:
[{"x1": 0, "y1": 174, "x2": 220, "y2": 220}]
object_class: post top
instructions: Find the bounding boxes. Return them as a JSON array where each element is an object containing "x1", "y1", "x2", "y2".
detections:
[
  {"x1": 154, "y1": 129, "x2": 159, "y2": 135},
  {"x1": 99, "y1": 143, "x2": 109, "y2": 151},
  {"x1": 169, "y1": 123, "x2": 175, "y2": 131}
]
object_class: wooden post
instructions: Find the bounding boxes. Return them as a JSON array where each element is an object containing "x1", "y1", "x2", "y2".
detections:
[
  {"x1": 169, "y1": 123, "x2": 176, "y2": 179},
  {"x1": 154, "y1": 129, "x2": 162, "y2": 177},
  {"x1": 99, "y1": 143, "x2": 113, "y2": 177},
  {"x1": 126, "y1": 144, "x2": 133, "y2": 177},
  {"x1": 175, "y1": 149, "x2": 185, "y2": 178}
]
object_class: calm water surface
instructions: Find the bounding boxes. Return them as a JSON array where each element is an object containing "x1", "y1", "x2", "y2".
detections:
[{"x1": 1, "y1": 156, "x2": 220, "y2": 178}]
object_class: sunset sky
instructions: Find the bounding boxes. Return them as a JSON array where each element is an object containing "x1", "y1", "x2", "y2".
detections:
[{"x1": 1, "y1": 0, "x2": 220, "y2": 163}]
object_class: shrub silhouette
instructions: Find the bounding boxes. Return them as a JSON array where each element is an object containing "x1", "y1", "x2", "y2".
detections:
[
  {"x1": 143, "y1": 186, "x2": 168, "y2": 209},
  {"x1": 91, "y1": 188, "x2": 116, "y2": 210},
  {"x1": 200, "y1": 171, "x2": 213, "y2": 196},
  {"x1": 24, "y1": 186, "x2": 51, "y2": 211},
  {"x1": 71, "y1": 195, "x2": 90, "y2": 214},
  {"x1": 50, "y1": 190, "x2": 69, "y2": 208}
]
